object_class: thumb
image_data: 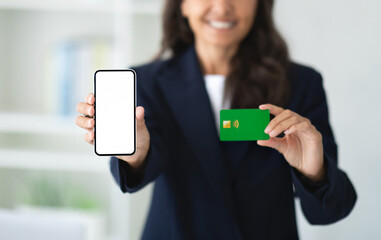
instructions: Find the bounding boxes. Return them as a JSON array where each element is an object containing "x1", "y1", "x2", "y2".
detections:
[
  {"x1": 136, "y1": 106, "x2": 146, "y2": 130},
  {"x1": 257, "y1": 137, "x2": 286, "y2": 154}
]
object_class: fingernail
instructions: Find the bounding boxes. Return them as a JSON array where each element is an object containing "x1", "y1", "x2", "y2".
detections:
[
  {"x1": 264, "y1": 127, "x2": 270, "y2": 133},
  {"x1": 269, "y1": 131, "x2": 276, "y2": 137}
]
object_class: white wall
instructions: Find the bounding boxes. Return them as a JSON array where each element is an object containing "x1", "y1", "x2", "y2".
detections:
[
  {"x1": 0, "y1": 9, "x2": 114, "y2": 113},
  {"x1": 274, "y1": 1, "x2": 381, "y2": 239},
  {"x1": 0, "y1": 11, "x2": 10, "y2": 109}
]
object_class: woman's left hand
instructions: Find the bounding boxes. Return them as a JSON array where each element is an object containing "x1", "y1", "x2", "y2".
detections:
[{"x1": 257, "y1": 104, "x2": 325, "y2": 182}]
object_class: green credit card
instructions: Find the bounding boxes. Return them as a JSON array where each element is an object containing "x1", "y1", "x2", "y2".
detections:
[{"x1": 220, "y1": 109, "x2": 270, "y2": 141}]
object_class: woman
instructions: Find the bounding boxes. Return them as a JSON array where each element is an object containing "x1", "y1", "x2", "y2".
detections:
[{"x1": 76, "y1": 0, "x2": 357, "y2": 239}]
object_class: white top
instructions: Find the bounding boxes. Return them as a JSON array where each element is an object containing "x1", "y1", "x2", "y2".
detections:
[{"x1": 203, "y1": 74, "x2": 231, "y2": 134}]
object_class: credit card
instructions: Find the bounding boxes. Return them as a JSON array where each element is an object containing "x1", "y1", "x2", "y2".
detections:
[{"x1": 220, "y1": 109, "x2": 270, "y2": 141}]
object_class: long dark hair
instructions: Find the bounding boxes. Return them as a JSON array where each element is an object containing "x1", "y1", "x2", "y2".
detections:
[{"x1": 156, "y1": 0, "x2": 291, "y2": 109}]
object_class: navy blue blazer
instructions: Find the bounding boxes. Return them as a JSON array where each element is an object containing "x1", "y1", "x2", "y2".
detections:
[{"x1": 110, "y1": 46, "x2": 357, "y2": 239}]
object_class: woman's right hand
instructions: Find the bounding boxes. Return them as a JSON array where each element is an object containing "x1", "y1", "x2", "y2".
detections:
[{"x1": 75, "y1": 93, "x2": 151, "y2": 170}]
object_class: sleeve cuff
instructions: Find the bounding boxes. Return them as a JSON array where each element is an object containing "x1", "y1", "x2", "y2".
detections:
[
  {"x1": 110, "y1": 145, "x2": 153, "y2": 193},
  {"x1": 118, "y1": 159, "x2": 146, "y2": 189},
  {"x1": 291, "y1": 156, "x2": 332, "y2": 201}
]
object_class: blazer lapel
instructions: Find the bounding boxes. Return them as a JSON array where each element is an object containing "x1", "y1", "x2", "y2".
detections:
[
  {"x1": 156, "y1": 47, "x2": 227, "y2": 194},
  {"x1": 156, "y1": 46, "x2": 252, "y2": 191}
]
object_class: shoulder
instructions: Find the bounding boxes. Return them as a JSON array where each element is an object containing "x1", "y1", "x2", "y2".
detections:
[
  {"x1": 288, "y1": 62, "x2": 325, "y2": 100},
  {"x1": 289, "y1": 62, "x2": 323, "y2": 88},
  {"x1": 130, "y1": 57, "x2": 179, "y2": 107},
  {"x1": 131, "y1": 60, "x2": 164, "y2": 85},
  {"x1": 130, "y1": 56, "x2": 178, "y2": 85},
  {"x1": 287, "y1": 62, "x2": 327, "y2": 112}
]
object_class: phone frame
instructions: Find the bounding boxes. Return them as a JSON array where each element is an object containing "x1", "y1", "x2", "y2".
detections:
[{"x1": 94, "y1": 69, "x2": 136, "y2": 156}]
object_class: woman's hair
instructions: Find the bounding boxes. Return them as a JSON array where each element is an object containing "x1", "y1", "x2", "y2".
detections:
[{"x1": 156, "y1": 0, "x2": 291, "y2": 109}]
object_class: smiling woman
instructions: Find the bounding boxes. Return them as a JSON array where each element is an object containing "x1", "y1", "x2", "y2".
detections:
[
  {"x1": 75, "y1": 0, "x2": 357, "y2": 239},
  {"x1": 158, "y1": 0, "x2": 291, "y2": 109}
]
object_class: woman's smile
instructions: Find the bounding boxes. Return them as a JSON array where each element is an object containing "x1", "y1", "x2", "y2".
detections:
[
  {"x1": 181, "y1": 0, "x2": 257, "y2": 49},
  {"x1": 206, "y1": 19, "x2": 237, "y2": 31}
]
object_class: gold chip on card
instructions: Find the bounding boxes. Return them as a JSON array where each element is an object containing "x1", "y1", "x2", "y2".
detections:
[{"x1": 223, "y1": 120, "x2": 231, "y2": 128}]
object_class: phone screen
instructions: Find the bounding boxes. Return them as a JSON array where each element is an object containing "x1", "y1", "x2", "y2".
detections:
[{"x1": 94, "y1": 70, "x2": 136, "y2": 156}]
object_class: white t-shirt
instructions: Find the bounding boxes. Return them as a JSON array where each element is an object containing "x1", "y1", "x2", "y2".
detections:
[{"x1": 204, "y1": 74, "x2": 231, "y2": 134}]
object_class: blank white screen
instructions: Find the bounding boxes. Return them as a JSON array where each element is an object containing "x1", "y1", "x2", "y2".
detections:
[{"x1": 95, "y1": 70, "x2": 135, "y2": 155}]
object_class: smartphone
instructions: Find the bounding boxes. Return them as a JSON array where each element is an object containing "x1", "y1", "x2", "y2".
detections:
[{"x1": 94, "y1": 69, "x2": 136, "y2": 156}]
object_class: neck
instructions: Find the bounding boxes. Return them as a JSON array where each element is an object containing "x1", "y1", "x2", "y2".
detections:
[{"x1": 195, "y1": 41, "x2": 238, "y2": 76}]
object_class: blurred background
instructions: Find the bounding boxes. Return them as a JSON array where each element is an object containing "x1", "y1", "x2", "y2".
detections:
[{"x1": 0, "y1": 0, "x2": 380, "y2": 239}]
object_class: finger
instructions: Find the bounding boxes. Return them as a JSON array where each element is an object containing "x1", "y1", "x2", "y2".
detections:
[
  {"x1": 284, "y1": 120, "x2": 314, "y2": 136},
  {"x1": 268, "y1": 115, "x2": 303, "y2": 138},
  {"x1": 76, "y1": 115, "x2": 95, "y2": 129},
  {"x1": 264, "y1": 109, "x2": 294, "y2": 134},
  {"x1": 87, "y1": 93, "x2": 95, "y2": 105},
  {"x1": 81, "y1": 127, "x2": 94, "y2": 132},
  {"x1": 84, "y1": 131, "x2": 94, "y2": 145},
  {"x1": 259, "y1": 103, "x2": 284, "y2": 116},
  {"x1": 257, "y1": 137, "x2": 286, "y2": 154},
  {"x1": 76, "y1": 102, "x2": 94, "y2": 116},
  {"x1": 136, "y1": 106, "x2": 146, "y2": 131}
]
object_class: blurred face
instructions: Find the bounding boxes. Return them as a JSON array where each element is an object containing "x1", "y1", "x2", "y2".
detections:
[{"x1": 181, "y1": 0, "x2": 258, "y2": 49}]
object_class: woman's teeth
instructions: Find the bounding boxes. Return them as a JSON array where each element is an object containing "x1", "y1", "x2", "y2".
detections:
[{"x1": 208, "y1": 20, "x2": 235, "y2": 29}]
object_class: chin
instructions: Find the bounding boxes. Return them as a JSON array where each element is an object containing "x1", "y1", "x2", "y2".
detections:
[{"x1": 207, "y1": 39, "x2": 241, "y2": 49}]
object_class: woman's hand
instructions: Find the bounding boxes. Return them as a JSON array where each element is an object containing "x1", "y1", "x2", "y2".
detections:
[
  {"x1": 257, "y1": 104, "x2": 325, "y2": 182},
  {"x1": 75, "y1": 93, "x2": 151, "y2": 170}
]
